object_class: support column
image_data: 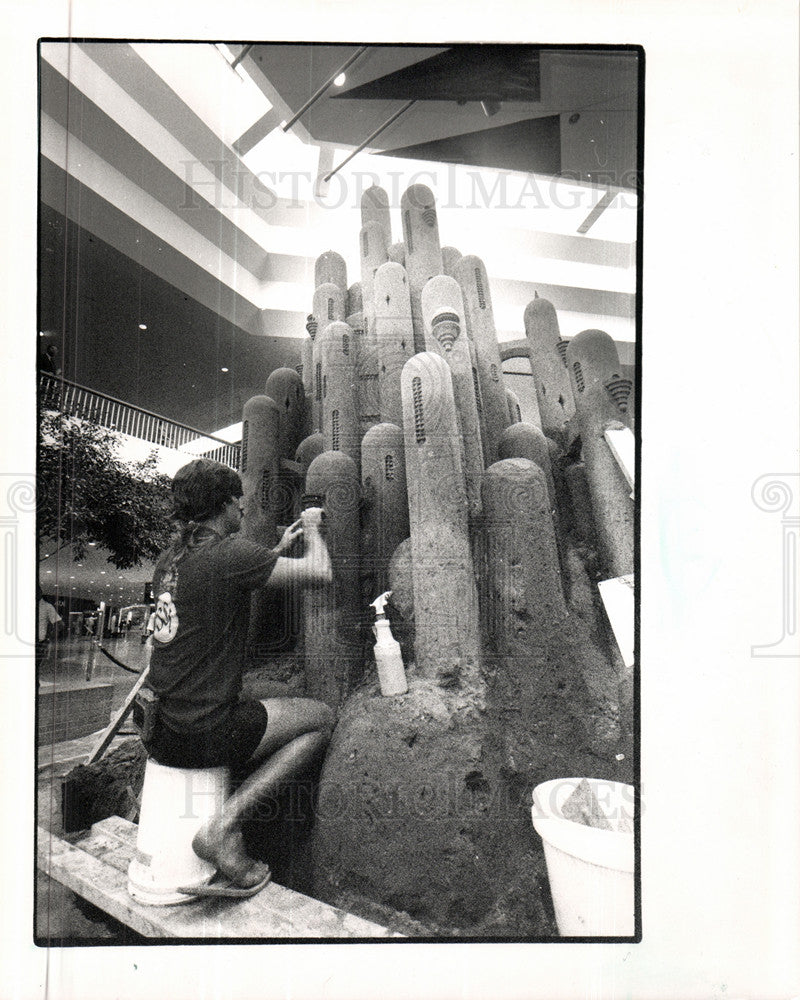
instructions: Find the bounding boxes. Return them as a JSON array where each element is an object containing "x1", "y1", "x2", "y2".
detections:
[
  {"x1": 315, "y1": 250, "x2": 347, "y2": 292},
  {"x1": 346, "y1": 282, "x2": 363, "y2": 317},
  {"x1": 240, "y1": 395, "x2": 280, "y2": 547},
  {"x1": 359, "y1": 220, "x2": 389, "y2": 339},
  {"x1": 524, "y1": 293, "x2": 575, "y2": 445},
  {"x1": 311, "y1": 283, "x2": 347, "y2": 435},
  {"x1": 387, "y1": 241, "x2": 406, "y2": 267},
  {"x1": 348, "y1": 308, "x2": 380, "y2": 438},
  {"x1": 299, "y1": 331, "x2": 315, "y2": 437},
  {"x1": 401, "y1": 184, "x2": 444, "y2": 353},
  {"x1": 240, "y1": 395, "x2": 287, "y2": 656},
  {"x1": 295, "y1": 432, "x2": 325, "y2": 476},
  {"x1": 498, "y1": 423, "x2": 559, "y2": 525},
  {"x1": 360, "y1": 184, "x2": 392, "y2": 247},
  {"x1": 265, "y1": 366, "x2": 306, "y2": 524},
  {"x1": 566, "y1": 329, "x2": 634, "y2": 578},
  {"x1": 482, "y1": 458, "x2": 568, "y2": 657},
  {"x1": 401, "y1": 352, "x2": 482, "y2": 690},
  {"x1": 318, "y1": 321, "x2": 361, "y2": 470},
  {"x1": 421, "y1": 275, "x2": 484, "y2": 519},
  {"x1": 303, "y1": 451, "x2": 363, "y2": 707},
  {"x1": 505, "y1": 387, "x2": 522, "y2": 425},
  {"x1": 374, "y1": 261, "x2": 415, "y2": 427},
  {"x1": 265, "y1": 367, "x2": 306, "y2": 461},
  {"x1": 498, "y1": 422, "x2": 567, "y2": 594},
  {"x1": 455, "y1": 254, "x2": 511, "y2": 465},
  {"x1": 361, "y1": 422, "x2": 409, "y2": 597},
  {"x1": 312, "y1": 282, "x2": 346, "y2": 333},
  {"x1": 441, "y1": 246, "x2": 462, "y2": 277}
]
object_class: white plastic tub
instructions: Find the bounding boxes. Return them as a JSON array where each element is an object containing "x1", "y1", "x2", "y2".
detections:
[
  {"x1": 532, "y1": 777, "x2": 635, "y2": 936},
  {"x1": 128, "y1": 758, "x2": 229, "y2": 905}
]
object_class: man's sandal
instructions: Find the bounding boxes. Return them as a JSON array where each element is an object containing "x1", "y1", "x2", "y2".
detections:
[{"x1": 176, "y1": 868, "x2": 271, "y2": 899}]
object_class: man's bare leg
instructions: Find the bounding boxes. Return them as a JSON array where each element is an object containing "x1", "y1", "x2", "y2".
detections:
[{"x1": 192, "y1": 698, "x2": 335, "y2": 886}]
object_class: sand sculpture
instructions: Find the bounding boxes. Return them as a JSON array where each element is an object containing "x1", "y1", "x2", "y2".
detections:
[{"x1": 237, "y1": 183, "x2": 635, "y2": 934}]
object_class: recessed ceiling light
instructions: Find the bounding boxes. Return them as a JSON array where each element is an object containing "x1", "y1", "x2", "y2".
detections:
[
  {"x1": 221, "y1": 367, "x2": 229, "y2": 373},
  {"x1": 88, "y1": 542, "x2": 96, "y2": 547},
  {"x1": 333, "y1": 73, "x2": 346, "y2": 87},
  {"x1": 46, "y1": 570, "x2": 52, "y2": 574},
  {"x1": 100, "y1": 571, "x2": 106, "y2": 575},
  {"x1": 139, "y1": 324, "x2": 147, "y2": 330},
  {"x1": 70, "y1": 575, "x2": 75, "y2": 579}
]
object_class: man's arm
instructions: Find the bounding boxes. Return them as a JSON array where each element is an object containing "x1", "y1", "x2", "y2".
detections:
[{"x1": 266, "y1": 508, "x2": 333, "y2": 588}]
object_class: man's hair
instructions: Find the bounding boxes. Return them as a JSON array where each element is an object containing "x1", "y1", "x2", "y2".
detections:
[{"x1": 171, "y1": 459, "x2": 243, "y2": 524}]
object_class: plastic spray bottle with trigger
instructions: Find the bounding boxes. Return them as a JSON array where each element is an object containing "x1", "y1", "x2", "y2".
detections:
[{"x1": 369, "y1": 591, "x2": 408, "y2": 696}]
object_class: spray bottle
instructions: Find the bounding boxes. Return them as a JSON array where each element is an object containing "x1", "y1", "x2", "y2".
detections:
[{"x1": 369, "y1": 591, "x2": 408, "y2": 696}]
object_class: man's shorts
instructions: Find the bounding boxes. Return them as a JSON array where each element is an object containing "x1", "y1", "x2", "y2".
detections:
[{"x1": 144, "y1": 698, "x2": 268, "y2": 773}]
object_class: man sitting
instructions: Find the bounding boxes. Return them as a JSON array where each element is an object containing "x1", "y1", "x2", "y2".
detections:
[{"x1": 143, "y1": 458, "x2": 334, "y2": 894}]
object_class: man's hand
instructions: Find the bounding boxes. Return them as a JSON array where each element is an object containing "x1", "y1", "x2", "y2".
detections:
[
  {"x1": 276, "y1": 518, "x2": 304, "y2": 554},
  {"x1": 266, "y1": 508, "x2": 332, "y2": 588}
]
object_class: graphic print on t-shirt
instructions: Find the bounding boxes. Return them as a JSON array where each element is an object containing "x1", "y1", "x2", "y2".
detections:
[{"x1": 152, "y1": 563, "x2": 179, "y2": 644}]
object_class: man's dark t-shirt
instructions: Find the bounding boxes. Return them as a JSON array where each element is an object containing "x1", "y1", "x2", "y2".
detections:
[{"x1": 148, "y1": 532, "x2": 277, "y2": 735}]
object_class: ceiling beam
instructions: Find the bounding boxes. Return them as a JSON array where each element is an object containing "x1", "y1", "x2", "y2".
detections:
[
  {"x1": 282, "y1": 46, "x2": 367, "y2": 133},
  {"x1": 230, "y1": 44, "x2": 254, "y2": 71},
  {"x1": 323, "y1": 100, "x2": 417, "y2": 183},
  {"x1": 577, "y1": 190, "x2": 617, "y2": 234},
  {"x1": 233, "y1": 106, "x2": 285, "y2": 156}
]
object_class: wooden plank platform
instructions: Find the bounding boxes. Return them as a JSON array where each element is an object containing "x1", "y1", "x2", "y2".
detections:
[{"x1": 37, "y1": 817, "x2": 400, "y2": 939}]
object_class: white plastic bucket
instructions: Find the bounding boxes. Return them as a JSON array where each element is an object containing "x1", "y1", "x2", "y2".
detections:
[
  {"x1": 532, "y1": 777, "x2": 635, "y2": 936},
  {"x1": 128, "y1": 758, "x2": 229, "y2": 905}
]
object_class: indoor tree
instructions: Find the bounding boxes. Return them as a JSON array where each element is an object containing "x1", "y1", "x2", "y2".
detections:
[{"x1": 38, "y1": 412, "x2": 174, "y2": 569}]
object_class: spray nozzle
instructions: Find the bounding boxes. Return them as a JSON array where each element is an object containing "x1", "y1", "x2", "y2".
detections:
[{"x1": 369, "y1": 590, "x2": 392, "y2": 618}]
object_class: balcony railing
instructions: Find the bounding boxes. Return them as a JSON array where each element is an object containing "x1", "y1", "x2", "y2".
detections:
[{"x1": 39, "y1": 372, "x2": 241, "y2": 470}]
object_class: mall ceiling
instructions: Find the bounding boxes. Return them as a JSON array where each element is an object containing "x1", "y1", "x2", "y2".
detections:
[
  {"x1": 39, "y1": 41, "x2": 640, "y2": 603},
  {"x1": 39, "y1": 41, "x2": 639, "y2": 434},
  {"x1": 243, "y1": 43, "x2": 639, "y2": 185}
]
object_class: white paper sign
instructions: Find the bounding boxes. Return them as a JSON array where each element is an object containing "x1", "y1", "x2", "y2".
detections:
[
  {"x1": 604, "y1": 424, "x2": 635, "y2": 492},
  {"x1": 598, "y1": 573, "x2": 635, "y2": 668}
]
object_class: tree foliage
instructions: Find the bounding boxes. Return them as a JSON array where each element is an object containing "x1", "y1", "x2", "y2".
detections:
[{"x1": 38, "y1": 412, "x2": 174, "y2": 569}]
